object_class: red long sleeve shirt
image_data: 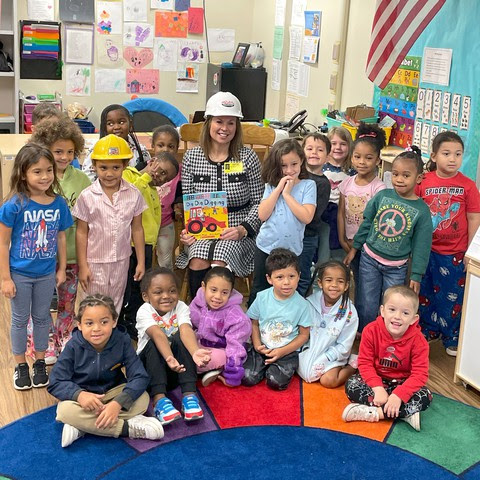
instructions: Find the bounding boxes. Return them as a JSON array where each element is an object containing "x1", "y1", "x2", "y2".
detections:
[{"x1": 358, "y1": 316, "x2": 429, "y2": 403}]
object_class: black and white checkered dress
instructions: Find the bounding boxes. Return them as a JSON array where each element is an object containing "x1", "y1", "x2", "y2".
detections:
[{"x1": 176, "y1": 146, "x2": 263, "y2": 276}]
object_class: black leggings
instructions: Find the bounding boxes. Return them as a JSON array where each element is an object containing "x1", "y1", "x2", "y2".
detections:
[{"x1": 345, "y1": 373, "x2": 432, "y2": 417}]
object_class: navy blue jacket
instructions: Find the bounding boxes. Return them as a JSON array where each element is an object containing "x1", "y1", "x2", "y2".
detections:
[{"x1": 48, "y1": 326, "x2": 149, "y2": 410}]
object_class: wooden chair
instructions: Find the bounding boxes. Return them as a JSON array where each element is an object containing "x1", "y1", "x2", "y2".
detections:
[{"x1": 176, "y1": 122, "x2": 276, "y2": 302}]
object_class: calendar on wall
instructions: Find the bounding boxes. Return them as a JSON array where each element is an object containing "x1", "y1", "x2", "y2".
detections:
[{"x1": 378, "y1": 56, "x2": 421, "y2": 148}]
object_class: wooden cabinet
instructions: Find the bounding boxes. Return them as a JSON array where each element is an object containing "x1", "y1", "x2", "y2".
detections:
[
  {"x1": 0, "y1": 0, "x2": 17, "y2": 133},
  {"x1": 454, "y1": 258, "x2": 480, "y2": 393}
]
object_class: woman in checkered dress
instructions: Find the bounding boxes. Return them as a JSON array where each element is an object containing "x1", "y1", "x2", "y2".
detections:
[{"x1": 176, "y1": 92, "x2": 263, "y2": 298}]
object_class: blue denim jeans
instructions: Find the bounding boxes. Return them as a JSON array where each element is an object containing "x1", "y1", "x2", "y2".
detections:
[
  {"x1": 298, "y1": 235, "x2": 319, "y2": 296},
  {"x1": 357, "y1": 249, "x2": 408, "y2": 332}
]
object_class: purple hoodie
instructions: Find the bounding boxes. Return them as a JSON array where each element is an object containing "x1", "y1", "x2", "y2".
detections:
[{"x1": 190, "y1": 288, "x2": 252, "y2": 386}]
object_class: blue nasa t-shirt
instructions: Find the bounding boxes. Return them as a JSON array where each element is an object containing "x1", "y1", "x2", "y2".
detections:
[{"x1": 0, "y1": 195, "x2": 73, "y2": 277}]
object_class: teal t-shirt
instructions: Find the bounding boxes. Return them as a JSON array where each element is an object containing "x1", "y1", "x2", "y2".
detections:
[{"x1": 247, "y1": 287, "x2": 312, "y2": 349}]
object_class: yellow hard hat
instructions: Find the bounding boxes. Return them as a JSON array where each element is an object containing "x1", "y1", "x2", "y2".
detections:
[{"x1": 91, "y1": 134, "x2": 133, "y2": 160}]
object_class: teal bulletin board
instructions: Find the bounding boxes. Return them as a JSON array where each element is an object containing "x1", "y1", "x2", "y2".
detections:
[{"x1": 373, "y1": 0, "x2": 480, "y2": 181}]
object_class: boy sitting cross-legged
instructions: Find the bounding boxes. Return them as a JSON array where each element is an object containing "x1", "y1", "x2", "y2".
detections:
[
  {"x1": 342, "y1": 285, "x2": 433, "y2": 431},
  {"x1": 243, "y1": 248, "x2": 311, "y2": 390},
  {"x1": 48, "y1": 294, "x2": 164, "y2": 447}
]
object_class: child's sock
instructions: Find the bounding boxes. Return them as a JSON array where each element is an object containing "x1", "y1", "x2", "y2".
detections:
[{"x1": 120, "y1": 421, "x2": 129, "y2": 437}]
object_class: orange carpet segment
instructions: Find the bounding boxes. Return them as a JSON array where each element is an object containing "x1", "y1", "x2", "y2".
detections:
[
  {"x1": 302, "y1": 381, "x2": 392, "y2": 441},
  {"x1": 198, "y1": 376, "x2": 302, "y2": 429}
]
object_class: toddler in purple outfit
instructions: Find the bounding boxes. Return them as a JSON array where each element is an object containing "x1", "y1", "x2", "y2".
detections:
[{"x1": 189, "y1": 267, "x2": 252, "y2": 387}]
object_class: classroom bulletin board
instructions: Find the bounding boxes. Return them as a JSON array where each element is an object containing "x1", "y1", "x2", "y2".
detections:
[{"x1": 373, "y1": 0, "x2": 480, "y2": 181}]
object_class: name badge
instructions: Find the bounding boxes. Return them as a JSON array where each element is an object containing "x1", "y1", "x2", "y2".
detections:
[{"x1": 224, "y1": 162, "x2": 244, "y2": 174}]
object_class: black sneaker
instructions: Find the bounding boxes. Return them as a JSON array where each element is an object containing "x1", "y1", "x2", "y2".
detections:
[
  {"x1": 32, "y1": 359, "x2": 49, "y2": 387},
  {"x1": 50, "y1": 291, "x2": 58, "y2": 312},
  {"x1": 13, "y1": 363, "x2": 32, "y2": 390}
]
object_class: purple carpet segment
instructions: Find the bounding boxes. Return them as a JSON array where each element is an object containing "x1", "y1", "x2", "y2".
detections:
[{"x1": 124, "y1": 387, "x2": 218, "y2": 453}]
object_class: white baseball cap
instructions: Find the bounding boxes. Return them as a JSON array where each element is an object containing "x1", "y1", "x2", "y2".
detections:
[{"x1": 204, "y1": 91, "x2": 243, "y2": 119}]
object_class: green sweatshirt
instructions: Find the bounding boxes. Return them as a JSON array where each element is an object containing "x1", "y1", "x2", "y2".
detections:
[
  {"x1": 122, "y1": 166, "x2": 161, "y2": 246},
  {"x1": 58, "y1": 165, "x2": 91, "y2": 264},
  {"x1": 353, "y1": 189, "x2": 433, "y2": 282}
]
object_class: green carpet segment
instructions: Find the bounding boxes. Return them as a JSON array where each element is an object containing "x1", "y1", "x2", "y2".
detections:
[{"x1": 387, "y1": 394, "x2": 480, "y2": 474}]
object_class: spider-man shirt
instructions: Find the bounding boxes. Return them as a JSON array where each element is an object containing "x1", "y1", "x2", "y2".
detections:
[{"x1": 416, "y1": 171, "x2": 480, "y2": 255}]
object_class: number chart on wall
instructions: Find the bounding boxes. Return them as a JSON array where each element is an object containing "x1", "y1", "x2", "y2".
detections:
[
  {"x1": 378, "y1": 56, "x2": 421, "y2": 148},
  {"x1": 413, "y1": 88, "x2": 471, "y2": 156}
]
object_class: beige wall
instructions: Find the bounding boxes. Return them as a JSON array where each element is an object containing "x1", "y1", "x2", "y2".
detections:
[{"x1": 17, "y1": 0, "x2": 375, "y2": 130}]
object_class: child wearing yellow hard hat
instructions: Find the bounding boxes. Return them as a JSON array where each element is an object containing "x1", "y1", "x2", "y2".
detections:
[{"x1": 72, "y1": 134, "x2": 147, "y2": 313}]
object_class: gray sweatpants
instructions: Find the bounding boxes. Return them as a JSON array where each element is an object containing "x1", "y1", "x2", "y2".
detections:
[{"x1": 10, "y1": 271, "x2": 55, "y2": 355}]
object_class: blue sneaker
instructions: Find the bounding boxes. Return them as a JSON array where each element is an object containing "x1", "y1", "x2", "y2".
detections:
[
  {"x1": 182, "y1": 395, "x2": 204, "y2": 421},
  {"x1": 154, "y1": 397, "x2": 181, "y2": 425}
]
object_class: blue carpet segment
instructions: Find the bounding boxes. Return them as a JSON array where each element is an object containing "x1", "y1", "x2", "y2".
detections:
[
  {"x1": 0, "y1": 407, "x2": 136, "y2": 480},
  {"x1": 102, "y1": 426, "x2": 458, "y2": 480}
]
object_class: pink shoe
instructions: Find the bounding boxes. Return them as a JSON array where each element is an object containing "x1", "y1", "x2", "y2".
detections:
[{"x1": 44, "y1": 335, "x2": 58, "y2": 366}]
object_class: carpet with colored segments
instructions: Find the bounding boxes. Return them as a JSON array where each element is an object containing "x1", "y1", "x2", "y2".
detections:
[{"x1": 1, "y1": 378, "x2": 480, "y2": 480}]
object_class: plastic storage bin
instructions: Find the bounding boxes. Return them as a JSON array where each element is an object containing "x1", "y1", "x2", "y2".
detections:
[
  {"x1": 74, "y1": 119, "x2": 95, "y2": 133},
  {"x1": 326, "y1": 117, "x2": 391, "y2": 144}
]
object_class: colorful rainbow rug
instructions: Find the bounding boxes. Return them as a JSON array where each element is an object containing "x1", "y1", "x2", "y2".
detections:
[{"x1": 1, "y1": 378, "x2": 480, "y2": 480}]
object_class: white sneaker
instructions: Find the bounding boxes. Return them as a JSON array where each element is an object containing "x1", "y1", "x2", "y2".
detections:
[
  {"x1": 44, "y1": 335, "x2": 58, "y2": 366},
  {"x1": 342, "y1": 403, "x2": 379, "y2": 423},
  {"x1": 127, "y1": 415, "x2": 164, "y2": 440},
  {"x1": 201, "y1": 369, "x2": 222, "y2": 387},
  {"x1": 400, "y1": 412, "x2": 421, "y2": 431},
  {"x1": 446, "y1": 346, "x2": 457, "y2": 357},
  {"x1": 61, "y1": 424, "x2": 84, "y2": 447}
]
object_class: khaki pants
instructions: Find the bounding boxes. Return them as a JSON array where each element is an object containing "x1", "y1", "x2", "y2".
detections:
[{"x1": 56, "y1": 384, "x2": 149, "y2": 438}]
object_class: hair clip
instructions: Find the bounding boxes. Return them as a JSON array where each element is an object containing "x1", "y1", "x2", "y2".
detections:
[
  {"x1": 358, "y1": 132, "x2": 377, "y2": 139},
  {"x1": 404, "y1": 144, "x2": 413, "y2": 152}
]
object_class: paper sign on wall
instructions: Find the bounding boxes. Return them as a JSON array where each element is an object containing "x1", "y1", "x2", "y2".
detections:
[
  {"x1": 124, "y1": 23, "x2": 153, "y2": 47},
  {"x1": 126, "y1": 68, "x2": 159, "y2": 94},
  {"x1": 188, "y1": 8, "x2": 203, "y2": 34},
  {"x1": 97, "y1": 36, "x2": 123, "y2": 68},
  {"x1": 153, "y1": 37, "x2": 178, "y2": 71},
  {"x1": 66, "y1": 65, "x2": 91, "y2": 96},
  {"x1": 95, "y1": 68, "x2": 126, "y2": 92},
  {"x1": 155, "y1": 11, "x2": 188, "y2": 38},
  {"x1": 97, "y1": 2, "x2": 122, "y2": 35}
]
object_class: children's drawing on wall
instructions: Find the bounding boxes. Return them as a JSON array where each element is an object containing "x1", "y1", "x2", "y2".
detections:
[
  {"x1": 97, "y1": 2, "x2": 122, "y2": 35},
  {"x1": 151, "y1": 0, "x2": 173, "y2": 9},
  {"x1": 153, "y1": 37, "x2": 177, "y2": 71},
  {"x1": 124, "y1": 22, "x2": 153, "y2": 48},
  {"x1": 175, "y1": 0, "x2": 190, "y2": 11},
  {"x1": 59, "y1": 0, "x2": 95, "y2": 23},
  {"x1": 126, "y1": 69, "x2": 159, "y2": 94},
  {"x1": 206, "y1": 28, "x2": 235, "y2": 52},
  {"x1": 95, "y1": 68, "x2": 126, "y2": 93},
  {"x1": 187, "y1": 7, "x2": 204, "y2": 34},
  {"x1": 124, "y1": 0, "x2": 147, "y2": 22},
  {"x1": 124, "y1": 47, "x2": 153, "y2": 69},
  {"x1": 97, "y1": 35, "x2": 124, "y2": 68},
  {"x1": 66, "y1": 65, "x2": 91, "y2": 96},
  {"x1": 155, "y1": 11, "x2": 188, "y2": 38},
  {"x1": 178, "y1": 39, "x2": 205, "y2": 63},
  {"x1": 176, "y1": 62, "x2": 198, "y2": 93}
]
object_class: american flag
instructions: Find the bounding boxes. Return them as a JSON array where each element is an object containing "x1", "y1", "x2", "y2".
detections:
[{"x1": 366, "y1": 0, "x2": 446, "y2": 89}]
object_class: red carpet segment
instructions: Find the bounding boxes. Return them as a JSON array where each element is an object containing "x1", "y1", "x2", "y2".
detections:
[{"x1": 198, "y1": 376, "x2": 302, "y2": 428}]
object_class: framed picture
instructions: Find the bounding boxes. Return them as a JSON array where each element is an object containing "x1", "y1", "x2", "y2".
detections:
[
  {"x1": 65, "y1": 25, "x2": 94, "y2": 64},
  {"x1": 231, "y1": 42, "x2": 249, "y2": 67}
]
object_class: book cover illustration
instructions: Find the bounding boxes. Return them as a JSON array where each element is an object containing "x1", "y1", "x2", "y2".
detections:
[{"x1": 183, "y1": 191, "x2": 228, "y2": 239}]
